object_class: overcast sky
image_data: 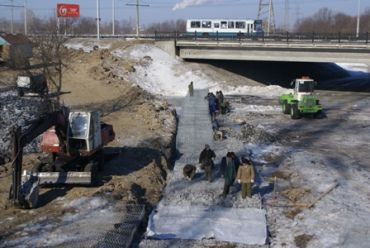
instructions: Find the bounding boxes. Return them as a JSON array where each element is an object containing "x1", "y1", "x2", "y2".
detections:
[{"x1": 0, "y1": 0, "x2": 369, "y2": 28}]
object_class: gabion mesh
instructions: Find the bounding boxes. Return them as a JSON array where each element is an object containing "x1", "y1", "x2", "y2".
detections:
[{"x1": 58, "y1": 204, "x2": 145, "y2": 248}]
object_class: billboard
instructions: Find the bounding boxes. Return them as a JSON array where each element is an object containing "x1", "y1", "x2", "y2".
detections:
[{"x1": 57, "y1": 4, "x2": 80, "y2": 18}]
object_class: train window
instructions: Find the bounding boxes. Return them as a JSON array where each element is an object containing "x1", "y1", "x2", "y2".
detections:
[
  {"x1": 214, "y1": 23, "x2": 220, "y2": 28},
  {"x1": 221, "y1": 21, "x2": 227, "y2": 29},
  {"x1": 191, "y1": 21, "x2": 201, "y2": 28},
  {"x1": 228, "y1": 21, "x2": 235, "y2": 29},
  {"x1": 202, "y1": 21, "x2": 212, "y2": 28},
  {"x1": 236, "y1": 21, "x2": 245, "y2": 29}
]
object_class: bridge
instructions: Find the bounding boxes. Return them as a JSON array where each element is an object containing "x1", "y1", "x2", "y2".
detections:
[{"x1": 155, "y1": 32, "x2": 370, "y2": 63}]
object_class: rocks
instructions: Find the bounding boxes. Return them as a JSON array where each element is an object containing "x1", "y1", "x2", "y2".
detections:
[
  {"x1": 241, "y1": 123, "x2": 277, "y2": 144},
  {"x1": 0, "y1": 90, "x2": 50, "y2": 164}
]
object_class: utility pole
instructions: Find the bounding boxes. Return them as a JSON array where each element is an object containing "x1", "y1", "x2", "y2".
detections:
[
  {"x1": 112, "y1": 0, "x2": 115, "y2": 35},
  {"x1": 24, "y1": 0, "x2": 27, "y2": 35},
  {"x1": 257, "y1": 0, "x2": 276, "y2": 35},
  {"x1": 127, "y1": 0, "x2": 149, "y2": 38},
  {"x1": 10, "y1": 0, "x2": 14, "y2": 33},
  {"x1": 356, "y1": 0, "x2": 361, "y2": 37},
  {"x1": 0, "y1": 2, "x2": 24, "y2": 34},
  {"x1": 96, "y1": 0, "x2": 100, "y2": 40},
  {"x1": 284, "y1": 0, "x2": 289, "y2": 32}
]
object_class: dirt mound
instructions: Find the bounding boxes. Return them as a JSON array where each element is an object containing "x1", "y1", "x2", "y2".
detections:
[{"x1": 281, "y1": 187, "x2": 311, "y2": 203}]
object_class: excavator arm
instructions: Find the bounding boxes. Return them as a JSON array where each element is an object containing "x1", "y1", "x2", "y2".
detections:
[{"x1": 9, "y1": 110, "x2": 67, "y2": 208}]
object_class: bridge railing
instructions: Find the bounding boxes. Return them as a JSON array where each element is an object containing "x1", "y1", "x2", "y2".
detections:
[{"x1": 154, "y1": 31, "x2": 370, "y2": 45}]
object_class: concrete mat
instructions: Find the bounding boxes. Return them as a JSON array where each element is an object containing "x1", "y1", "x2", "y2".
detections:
[{"x1": 147, "y1": 205, "x2": 267, "y2": 245}]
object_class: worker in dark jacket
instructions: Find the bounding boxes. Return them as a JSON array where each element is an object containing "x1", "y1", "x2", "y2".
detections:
[
  {"x1": 199, "y1": 144, "x2": 216, "y2": 182},
  {"x1": 230, "y1": 152, "x2": 240, "y2": 174},
  {"x1": 222, "y1": 152, "x2": 236, "y2": 197}
]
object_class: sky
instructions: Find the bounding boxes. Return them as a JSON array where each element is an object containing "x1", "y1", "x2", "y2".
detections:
[{"x1": 0, "y1": 0, "x2": 369, "y2": 29}]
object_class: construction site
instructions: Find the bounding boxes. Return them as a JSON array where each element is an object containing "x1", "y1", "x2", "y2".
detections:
[{"x1": 0, "y1": 35, "x2": 369, "y2": 248}]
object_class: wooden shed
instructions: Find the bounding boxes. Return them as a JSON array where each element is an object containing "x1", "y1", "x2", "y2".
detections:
[{"x1": 0, "y1": 33, "x2": 33, "y2": 68}]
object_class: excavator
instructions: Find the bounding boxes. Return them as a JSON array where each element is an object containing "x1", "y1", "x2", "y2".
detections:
[{"x1": 9, "y1": 107, "x2": 115, "y2": 209}]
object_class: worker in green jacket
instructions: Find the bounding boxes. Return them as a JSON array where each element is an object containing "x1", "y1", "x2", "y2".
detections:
[
  {"x1": 236, "y1": 157, "x2": 255, "y2": 199},
  {"x1": 222, "y1": 152, "x2": 236, "y2": 198}
]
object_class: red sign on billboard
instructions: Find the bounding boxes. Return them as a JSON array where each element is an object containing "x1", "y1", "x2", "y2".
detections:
[{"x1": 57, "y1": 4, "x2": 80, "y2": 18}]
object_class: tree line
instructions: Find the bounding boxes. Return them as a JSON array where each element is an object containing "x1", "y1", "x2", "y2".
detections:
[{"x1": 294, "y1": 8, "x2": 370, "y2": 34}]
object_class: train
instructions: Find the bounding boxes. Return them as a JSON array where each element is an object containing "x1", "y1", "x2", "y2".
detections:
[{"x1": 186, "y1": 19, "x2": 264, "y2": 37}]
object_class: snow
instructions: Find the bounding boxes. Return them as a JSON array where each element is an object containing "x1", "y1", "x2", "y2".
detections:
[
  {"x1": 336, "y1": 63, "x2": 369, "y2": 74},
  {"x1": 112, "y1": 44, "x2": 290, "y2": 98},
  {"x1": 2, "y1": 196, "x2": 125, "y2": 247}
]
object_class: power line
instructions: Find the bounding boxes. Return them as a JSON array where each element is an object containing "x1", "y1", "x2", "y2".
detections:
[{"x1": 126, "y1": 0, "x2": 149, "y2": 38}]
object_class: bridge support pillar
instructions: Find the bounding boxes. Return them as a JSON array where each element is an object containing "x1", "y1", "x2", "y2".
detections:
[{"x1": 155, "y1": 40, "x2": 178, "y2": 58}]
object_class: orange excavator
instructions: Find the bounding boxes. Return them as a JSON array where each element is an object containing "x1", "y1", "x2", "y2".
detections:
[{"x1": 9, "y1": 107, "x2": 115, "y2": 208}]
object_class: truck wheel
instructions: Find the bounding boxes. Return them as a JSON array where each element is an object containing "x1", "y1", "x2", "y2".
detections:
[
  {"x1": 290, "y1": 104, "x2": 300, "y2": 119},
  {"x1": 282, "y1": 101, "x2": 291, "y2": 114},
  {"x1": 84, "y1": 162, "x2": 98, "y2": 186},
  {"x1": 314, "y1": 110, "x2": 323, "y2": 119}
]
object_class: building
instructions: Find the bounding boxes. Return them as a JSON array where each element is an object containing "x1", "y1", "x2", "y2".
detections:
[{"x1": 0, "y1": 33, "x2": 33, "y2": 68}]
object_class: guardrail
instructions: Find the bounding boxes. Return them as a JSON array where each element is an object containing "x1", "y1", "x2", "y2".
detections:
[{"x1": 154, "y1": 31, "x2": 370, "y2": 45}]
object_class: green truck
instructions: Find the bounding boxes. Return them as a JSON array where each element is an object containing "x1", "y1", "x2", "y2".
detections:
[{"x1": 279, "y1": 77, "x2": 322, "y2": 119}]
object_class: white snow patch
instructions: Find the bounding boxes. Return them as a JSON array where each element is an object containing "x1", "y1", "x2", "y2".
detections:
[
  {"x1": 3, "y1": 196, "x2": 124, "y2": 247},
  {"x1": 112, "y1": 44, "x2": 290, "y2": 97},
  {"x1": 336, "y1": 63, "x2": 369, "y2": 74},
  {"x1": 234, "y1": 104, "x2": 281, "y2": 113}
]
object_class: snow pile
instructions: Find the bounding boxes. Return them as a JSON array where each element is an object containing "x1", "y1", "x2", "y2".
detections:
[{"x1": 112, "y1": 44, "x2": 290, "y2": 97}]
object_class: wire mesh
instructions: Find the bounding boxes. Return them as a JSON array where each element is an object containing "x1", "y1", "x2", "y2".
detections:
[{"x1": 58, "y1": 204, "x2": 145, "y2": 248}]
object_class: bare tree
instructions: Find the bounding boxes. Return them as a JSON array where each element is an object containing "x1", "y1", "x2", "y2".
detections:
[
  {"x1": 32, "y1": 18, "x2": 68, "y2": 103},
  {"x1": 295, "y1": 7, "x2": 370, "y2": 34},
  {"x1": 144, "y1": 19, "x2": 186, "y2": 33}
]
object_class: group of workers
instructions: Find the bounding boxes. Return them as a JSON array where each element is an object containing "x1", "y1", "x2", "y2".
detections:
[
  {"x1": 183, "y1": 83, "x2": 254, "y2": 199},
  {"x1": 183, "y1": 144, "x2": 255, "y2": 199}
]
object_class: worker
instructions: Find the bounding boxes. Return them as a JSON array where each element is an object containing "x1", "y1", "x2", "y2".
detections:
[
  {"x1": 205, "y1": 92, "x2": 217, "y2": 121},
  {"x1": 188, "y1": 81, "x2": 194, "y2": 96},
  {"x1": 236, "y1": 157, "x2": 255, "y2": 199},
  {"x1": 222, "y1": 152, "x2": 236, "y2": 198},
  {"x1": 199, "y1": 144, "x2": 216, "y2": 182},
  {"x1": 216, "y1": 91, "x2": 224, "y2": 111},
  {"x1": 183, "y1": 164, "x2": 196, "y2": 180},
  {"x1": 230, "y1": 152, "x2": 240, "y2": 174}
]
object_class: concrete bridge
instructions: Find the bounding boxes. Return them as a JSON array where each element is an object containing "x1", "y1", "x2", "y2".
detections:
[{"x1": 156, "y1": 39, "x2": 370, "y2": 63}]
